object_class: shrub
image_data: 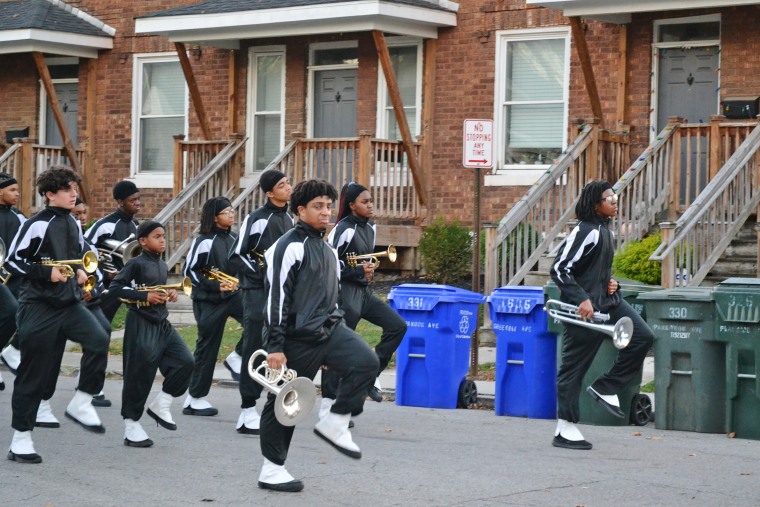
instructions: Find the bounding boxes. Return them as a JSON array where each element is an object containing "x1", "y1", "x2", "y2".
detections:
[
  {"x1": 612, "y1": 231, "x2": 662, "y2": 285},
  {"x1": 418, "y1": 215, "x2": 472, "y2": 284}
]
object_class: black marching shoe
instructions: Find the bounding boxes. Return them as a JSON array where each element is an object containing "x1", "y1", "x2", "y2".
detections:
[
  {"x1": 124, "y1": 438, "x2": 154, "y2": 448},
  {"x1": 92, "y1": 394, "x2": 112, "y2": 408},
  {"x1": 258, "y1": 480, "x2": 304, "y2": 493},
  {"x1": 367, "y1": 386, "x2": 383, "y2": 403},
  {"x1": 586, "y1": 386, "x2": 625, "y2": 419},
  {"x1": 7, "y1": 451, "x2": 42, "y2": 464},
  {"x1": 552, "y1": 435, "x2": 592, "y2": 450}
]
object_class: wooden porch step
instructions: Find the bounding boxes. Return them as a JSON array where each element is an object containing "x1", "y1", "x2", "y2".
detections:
[{"x1": 376, "y1": 224, "x2": 422, "y2": 273}]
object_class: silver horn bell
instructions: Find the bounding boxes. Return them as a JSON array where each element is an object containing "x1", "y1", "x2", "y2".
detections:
[
  {"x1": 247, "y1": 349, "x2": 317, "y2": 426},
  {"x1": 544, "y1": 299, "x2": 633, "y2": 349}
]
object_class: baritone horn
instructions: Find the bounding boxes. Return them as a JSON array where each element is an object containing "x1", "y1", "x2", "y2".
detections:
[
  {"x1": 247, "y1": 349, "x2": 316, "y2": 426},
  {"x1": 98, "y1": 235, "x2": 141, "y2": 274},
  {"x1": 118, "y1": 276, "x2": 192, "y2": 307},
  {"x1": 346, "y1": 245, "x2": 397, "y2": 269},
  {"x1": 40, "y1": 250, "x2": 99, "y2": 278},
  {"x1": 544, "y1": 299, "x2": 633, "y2": 349}
]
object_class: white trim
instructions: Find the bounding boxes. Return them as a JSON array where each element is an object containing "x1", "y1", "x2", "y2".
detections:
[
  {"x1": 38, "y1": 78, "x2": 79, "y2": 146},
  {"x1": 0, "y1": 29, "x2": 112, "y2": 57},
  {"x1": 491, "y1": 27, "x2": 570, "y2": 186},
  {"x1": 135, "y1": 2, "x2": 457, "y2": 42},
  {"x1": 307, "y1": 41, "x2": 359, "y2": 138},
  {"x1": 649, "y1": 14, "x2": 721, "y2": 142},
  {"x1": 130, "y1": 53, "x2": 189, "y2": 181},
  {"x1": 246, "y1": 45, "x2": 286, "y2": 174},
  {"x1": 375, "y1": 36, "x2": 423, "y2": 138}
]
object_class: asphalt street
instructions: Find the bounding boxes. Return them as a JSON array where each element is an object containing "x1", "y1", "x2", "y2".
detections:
[{"x1": 0, "y1": 371, "x2": 759, "y2": 506}]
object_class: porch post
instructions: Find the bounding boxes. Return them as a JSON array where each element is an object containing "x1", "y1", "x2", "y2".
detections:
[
  {"x1": 292, "y1": 132, "x2": 305, "y2": 185},
  {"x1": 372, "y1": 30, "x2": 427, "y2": 205},
  {"x1": 175, "y1": 42, "x2": 213, "y2": 141},
  {"x1": 586, "y1": 117, "x2": 600, "y2": 179},
  {"x1": 32, "y1": 52, "x2": 88, "y2": 203},
  {"x1": 755, "y1": 223, "x2": 760, "y2": 279},
  {"x1": 480, "y1": 222, "x2": 497, "y2": 347},
  {"x1": 19, "y1": 138, "x2": 34, "y2": 216},
  {"x1": 356, "y1": 130, "x2": 372, "y2": 187},
  {"x1": 659, "y1": 221, "x2": 677, "y2": 288},
  {"x1": 708, "y1": 114, "x2": 725, "y2": 180},
  {"x1": 173, "y1": 135, "x2": 185, "y2": 196},
  {"x1": 616, "y1": 25, "x2": 628, "y2": 126},
  {"x1": 85, "y1": 59, "x2": 97, "y2": 189},
  {"x1": 668, "y1": 116, "x2": 684, "y2": 220},
  {"x1": 570, "y1": 17, "x2": 604, "y2": 126}
]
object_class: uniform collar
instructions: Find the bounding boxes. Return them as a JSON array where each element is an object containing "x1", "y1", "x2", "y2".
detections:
[
  {"x1": 115, "y1": 207, "x2": 135, "y2": 221},
  {"x1": 142, "y1": 249, "x2": 161, "y2": 260},
  {"x1": 47, "y1": 206, "x2": 72, "y2": 216},
  {"x1": 265, "y1": 199, "x2": 288, "y2": 213},
  {"x1": 297, "y1": 221, "x2": 326, "y2": 239}
]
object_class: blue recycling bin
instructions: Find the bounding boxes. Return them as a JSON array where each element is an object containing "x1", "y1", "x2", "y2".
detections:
[
  {"x1": 488, "y1": 286, "x2": 557, "y2": 418},
  {"x1": 388, "y1": 284, "x2": 485, "y2": 409}
]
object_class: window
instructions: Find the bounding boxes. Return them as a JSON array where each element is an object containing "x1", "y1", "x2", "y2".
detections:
[
  {"x1": 132, "y1": 54, "x2": 187, "y2": 186},
  {"x1": 247, "y1": 46, "x2": 285, "y2": 173},
  {"x1": 377, "y1": 37, "x2": 422, "y2": 139},
  {"x1": 493, "y1": 28, "x2": 569, "y2": 182}
]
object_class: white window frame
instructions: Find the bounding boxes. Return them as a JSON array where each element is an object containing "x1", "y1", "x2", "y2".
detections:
[
  {"x1": 488, "y1": 27, "x2": 570, "y2": 187},
  {"x1": 306, "y1": 40, "x2": 359, "y2": 138},
  {"x1": 650, "y1": 14, "x2": 721, "y2": 143},
  {"x1": 375, "y1": 36, "x2": 423, "y2": 139},
  {"x1": 244, "y1": 45, "x2": 286, "y2": 180},
  {"x1": 130, "y1": 53, "x2": 189, "y2": 189}
]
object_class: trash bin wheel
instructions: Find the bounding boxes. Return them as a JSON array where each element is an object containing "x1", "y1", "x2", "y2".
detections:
[
  {"x1": 630, "y1": 394, "x2": 653, "y2": 426},
  {"x1": 457, "y1": 379, "x2": 478, "y2": 408}
]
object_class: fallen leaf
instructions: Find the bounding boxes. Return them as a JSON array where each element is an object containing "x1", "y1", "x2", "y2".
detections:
[
  {"x1": 632, "y1": 432, "x2": 642, "y2": 436},
  {"x1": 728, "y1": 432, "x2": 736, "y2": 438}
]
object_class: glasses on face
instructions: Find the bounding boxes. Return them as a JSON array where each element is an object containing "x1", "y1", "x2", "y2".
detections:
[
  {"x1": 602, "y1": 195, "x2": 619, "y2": 205},
  {"x1": 217, "y1": 209, "x2": 235, "y2": 216}
]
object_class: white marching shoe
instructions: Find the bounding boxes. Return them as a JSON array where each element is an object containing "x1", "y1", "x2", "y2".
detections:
[
  {"x1": 223, "y1": 351, "x2": 242, "y2": 381},
  {"x1": 8, "y1": 430, "x2": 41, "y2": 464},
  {"x1": 313, "y1": 411, "x2": 361, "y2": 459},
  {"x1": 123, "y1": 419, "x2": 153, "y2": 448},
  {"x1": 147, "y1": 391, "x2": 177, "y2": 431},
  {"x1": 236, "y1": 407, "x2": 261, "y2": 435},
  {"x1": 257, "y1": 458, "x2": 304, "y2": 492},
  {"x1": 318, "y1": 397, "x2": 335, "y2": 421},
  {"x1": 35, "y1": 399, "x2": 61, "y2": 428},
  {"x1": 1, "y1": 344, "x2": 20, "y2": 374},
  {"x1": 182, "y1": 395, "x2": 218, "y2": 416},
  {"x1": 552, "y1": 419, "x2": 592, "y2": 450},
  {"x1": 65, "y1": 390, "x2": 105, "y2": 433}
]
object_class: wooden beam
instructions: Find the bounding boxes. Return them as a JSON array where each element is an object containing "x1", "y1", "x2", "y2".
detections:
[
  {"x1": 372, "y1": 30, "x2": 427, "y2": 206},
  {"x1": 85, "y1": 58, "x2": 97, "y2": 194},
  {"x1": 175, "y1": 43, "x2": 213, "y2": 141},
  {"x1": 419, "y1": 38, "x2": 437, "y2": 217},
  {"x1": 570, "y1": 17, "x2": 604, "y2": 126},
  {"x1": 228, "y1": 49, "x2": 237, "y2": 136},
  {"x1": 616, "y1": 25, "x2": 628, "y2": 125},
  {"x1": 32, "y1": 52, "x2": 88, "y2": 203}
]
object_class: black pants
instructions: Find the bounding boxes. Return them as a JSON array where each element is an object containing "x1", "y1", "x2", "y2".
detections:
[
  {"x1": 100, "y1": 289, "x2": 123, "y2": 323},
  {"x1": 188, "y1": 294, "x2": 244, "y2": 399},
  {"x1": 0, "y1": 283, "x2": 17, "y2": 350},
  {"x1": 120, "y1": 313, "x2": 194, "y2": 421},
  {"x1": 42, "y1": 303, "x2": 113, "y2": 400},
  {"x1": 556, "y1": 298, "x2": 654, "y2": 423},
  {"x1": 321, "y1": 284, "x2": 407, "y2": 399},
  {"x1": 260, "y1": 322, "x2": 379, "y2": 465},
  {"x1": 12, "y1": 302, "x2": 109, "y2": 432},
  {"x1": 239, "y1": 287, "x2": 266, "y2": 409}
]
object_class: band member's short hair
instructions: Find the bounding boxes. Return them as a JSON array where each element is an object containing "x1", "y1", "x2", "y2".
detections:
[
  {"x1": 0, "y1": 172, "x2": 17, "y2": 189},
  {"x1": 290, "y1": 179, "x2": 338, "y2": 215},
  {"x1": 113, "y1": 180, "x2": 139, "y2": 201},
  {"x1": 37, "y1": 166, "x2": 81, "y2": 198},
  {"x1": 259, "y1": 170, "x2": 286, "y2": 193},
  {"x1": 136, "y1": 220, "x2": 163, "y2": 239}
]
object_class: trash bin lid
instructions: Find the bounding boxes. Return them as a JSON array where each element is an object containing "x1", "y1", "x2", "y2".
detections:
[
  {"x1": 638, "y1": 287, "x2": 714, "y2": 301},
  {"x1": 716, "y1": 277, "x2": 760, "y2": 289},
  {"x1": 487, "y1": 286, "x2": 543, "y2": 314},
  {"x1": 388, "y1": 283, "x2": 485, "y2": 310}
]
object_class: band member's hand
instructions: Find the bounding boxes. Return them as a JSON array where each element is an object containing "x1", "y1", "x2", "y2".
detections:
[
  {"x1": 361, "y1": 261, "x2": 375, "y2": 281},
  {"x1": 107, "y1": 270, "x2": 118, "y2": 281},
  {"x1": 50, "y1": 266, "x2": 68, "y2": 283},
  {"x1": 607, "y1": 279, "x2": 619, "y2": 295},
  {"x1": 578, "y1": 299, "x2": 594, "y2": 320},
  {"x1": 82, "y1": 290, "x2": 93, "y2": 302},
  {"x1": 146, "y1": 290, "x2": 167, "y2": 305},
  {"x1": 220, "y1": 281, "x2": 237, "y2": 292},
  {"x1": 167, "y1": 289, "x2": 179, "y2": 303},
  {"x1": 76, "y1": 269, "x2": 88, "y2": 286},
  {"x1": 267, "y1": 352, "x2": 286, "y2": 371}
]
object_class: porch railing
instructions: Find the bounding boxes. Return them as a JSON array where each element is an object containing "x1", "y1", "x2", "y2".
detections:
[
  {"x1": 649, "y1": 123, "x2": 760, "y2": 287},
  {"x1": 156, "y1": 137, "x2": 247, "y2": 270},
  {"x1": 173, "y1": 136, "x2": 237, "y2": 195}
]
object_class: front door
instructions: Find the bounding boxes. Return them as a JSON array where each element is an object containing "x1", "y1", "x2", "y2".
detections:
[
  {"x1": 657, "y1": 46, "x2": 720, "y2": 204},
  {"x1": 44, "y1": 82, "x2": 79, "y2": 147},
  {"x1": 313, "y1": 68, "x2": 357, "y2": 182}
]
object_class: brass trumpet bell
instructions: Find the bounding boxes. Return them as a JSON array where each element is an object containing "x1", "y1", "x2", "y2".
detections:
[
  {"x1": 202, "y1": 267, "x2": 239, "y2": 290},
  {"x1": 544, "y1": 299, "x2": 633, "y2": 349},
  {"x1": 346, "y1": 245, "x2": 397, "y2": 269},
  {"x1": 247, "y1": 349, "x2": 317, "y2": 426},
  {"x1": 142, "y1": 276, "x2": 193, "y2": 297},
  {"x1": 41, "y1": 250, "x2": 99, "y2": 277}
]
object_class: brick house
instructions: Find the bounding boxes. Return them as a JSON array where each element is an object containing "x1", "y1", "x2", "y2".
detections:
[{"x1": 1, "y1": 0, "x2": 759, "y2": 278}]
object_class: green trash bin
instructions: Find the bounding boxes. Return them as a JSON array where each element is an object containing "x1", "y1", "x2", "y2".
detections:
[
  {"x1": 639, "y1": 288, "x2": 726, "y2": 433},
  {"x1": 713, "y1": 278, "x2": 760, "y2": 441},
  {"x1": 545, "y1": 280, "x2": 655, "y2": 426}
]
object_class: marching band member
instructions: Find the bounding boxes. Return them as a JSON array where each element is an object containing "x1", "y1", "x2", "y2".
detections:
[
  {"x1": 109, "y1": 220, "x2": 194, "y2": 448},
  {"x1": 551, "y1": 180, "x2": 654, "y2": 450},
  {"x1": 321, "y1": 182, "x2": 407, "y2": 418},
  {"x1": 0, "y1": 172, "x2": 25, "y2": 379},
  {"x1": 85, "y1": 180, "x2": 140, "y2": 323},
  {"x1": 257, "y1": 179, "x2": 378, "y2": 492},
  {"x1": 228, "y1": 169, "x2": 293, "y2": 435},
  {"x1": 181, "y1": 197, "x2": 244, "y2": 416},
  {"x1": 6, "y1": 167, "x2": 109, "y2": 464}
]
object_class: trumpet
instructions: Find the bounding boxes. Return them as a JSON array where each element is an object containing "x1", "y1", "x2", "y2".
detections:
[
  {"x1": 40, "y1": 250, "x2": 99, "y2": 278},
  {"x1": 247, "y1": 349, "x2": 316, "y2": 426},
  {"x1": 118, "y1": 276, "x2": 192, "y2": 307},
  {"x1": 0, "y1": 237, "x2": 9, "y2": 285},
  {"x1": 544, "y1": 299, "x2": 633, "y2": 349},
  {"x1": 346, "y1": 245, "x2": 397, "y2": 269},
  {"x1": 202, "y1": 267, "x2": 239, "y2": 290}
]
